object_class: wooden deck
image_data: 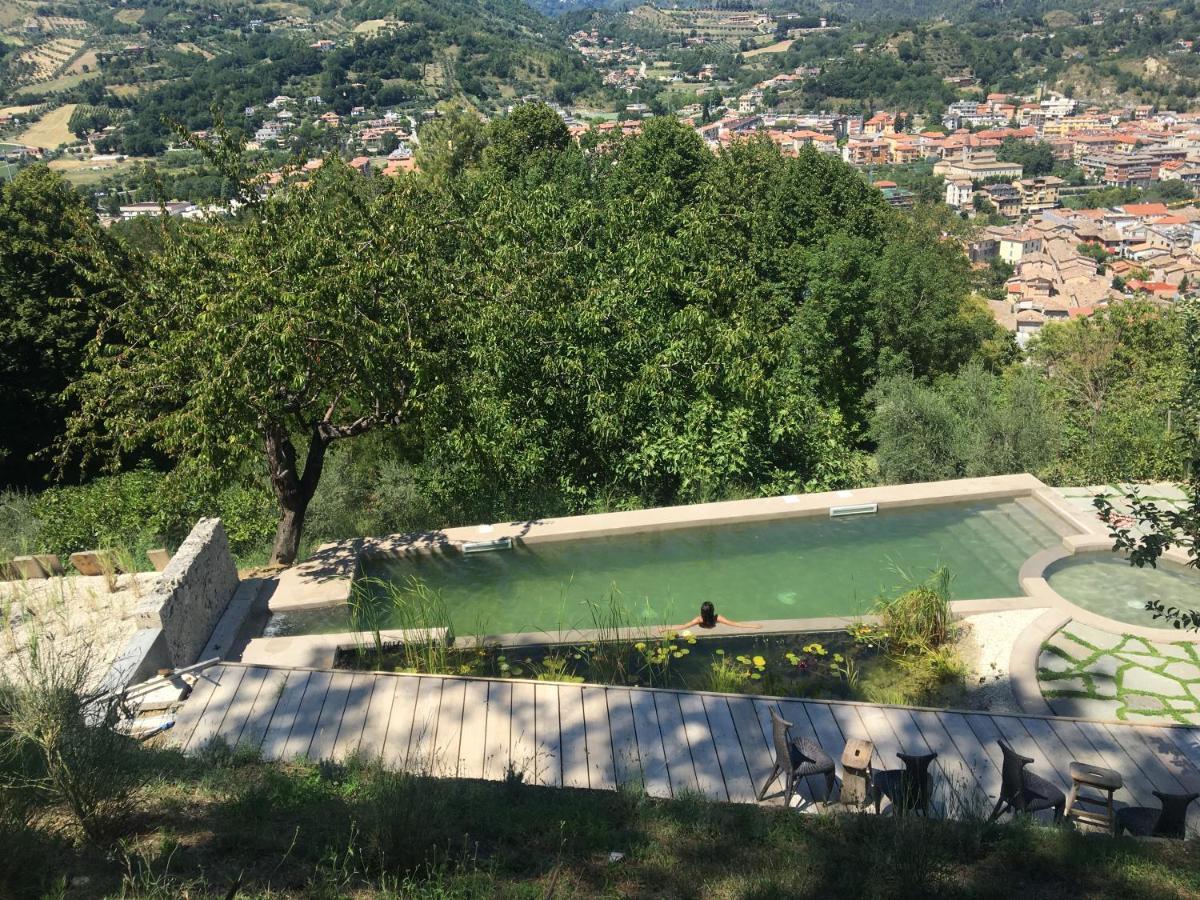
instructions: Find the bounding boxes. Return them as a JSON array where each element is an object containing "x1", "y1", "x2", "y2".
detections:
[{"x1": 170, "y1": 663, "x2": 1200, "y2": 822}]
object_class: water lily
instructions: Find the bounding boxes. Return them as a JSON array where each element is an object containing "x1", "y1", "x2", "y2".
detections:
[
  {"x1": 752, "y1": 655, "x2": 766, "y2": 667},
  {"x1": 634, "y1": 642, "x2": 647, "y2": 651}
]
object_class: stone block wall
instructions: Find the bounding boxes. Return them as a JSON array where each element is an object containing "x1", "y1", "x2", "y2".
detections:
[{"x1": 135, "y1": 518, "x2": 239, "y2": 668}]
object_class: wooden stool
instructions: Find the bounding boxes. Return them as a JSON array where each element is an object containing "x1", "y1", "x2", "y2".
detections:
[
  {"x1": 839, "y1": 738, "x2": 874, "y2": 809},
  {"x1": 1065, "y1": 761, "x2": 1123, "y2": 831}
]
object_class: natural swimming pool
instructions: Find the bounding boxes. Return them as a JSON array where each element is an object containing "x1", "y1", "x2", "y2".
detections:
[
  {"x1": 266, "y1": 498, "x2": 1070, "y2": 638},
  {"x1": 1046, "y1": 553, "x2": 1200, "y2": 628}
]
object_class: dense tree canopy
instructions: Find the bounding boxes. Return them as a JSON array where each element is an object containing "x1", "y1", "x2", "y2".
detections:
[
  {"x1": 47, "y1": 106, "x2": 1007, "y2": 558},
  {"x1": 0, "y1": 167, "x2": 122, "y2": 489}
]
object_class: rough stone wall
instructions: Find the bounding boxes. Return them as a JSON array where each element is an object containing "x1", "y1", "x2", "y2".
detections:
[{"x1": 135, "y1": 518, "x2": 239, "y2": 667}]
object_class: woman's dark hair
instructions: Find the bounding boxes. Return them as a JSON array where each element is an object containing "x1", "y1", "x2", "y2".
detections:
[{"x1": 699, "y1": 601, "x2": 717, "y2": 627}]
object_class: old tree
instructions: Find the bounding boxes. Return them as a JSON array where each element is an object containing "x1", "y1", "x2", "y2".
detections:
[{"x1": 65, "y1": 157, "x2": 455, "y2": 564}]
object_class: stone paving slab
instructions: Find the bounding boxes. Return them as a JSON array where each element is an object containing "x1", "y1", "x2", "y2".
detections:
[{"x1": 1039, "y1": 621, "x2": 1200, "y2": 725}]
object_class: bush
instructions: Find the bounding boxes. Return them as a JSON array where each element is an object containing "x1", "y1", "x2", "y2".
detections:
[
  {"x1": 877, "y1": 566, "x2": 955, "y2": 653},
  {"x1": 1, "y1": 643, "x2": 152, "y2": 844},
  {"x1": 29, "y1": 467, "x2": 276, "y2": 562},
  {"x1": 0, "y1": 489, "x2": 40, "y2": 561}
]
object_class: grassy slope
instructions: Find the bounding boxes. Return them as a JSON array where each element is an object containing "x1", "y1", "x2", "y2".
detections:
[{"x1": 15, "y1": 748, "x2": 1200, "y2": 899}]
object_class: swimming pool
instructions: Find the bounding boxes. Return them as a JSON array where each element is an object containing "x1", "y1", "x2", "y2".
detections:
[
  {"x1": 266, "y1": 498, "x2": 1070, "y2": 638},
  {"x1": 1045, "y1": 554, "x2": 1200, "y2": 628}
]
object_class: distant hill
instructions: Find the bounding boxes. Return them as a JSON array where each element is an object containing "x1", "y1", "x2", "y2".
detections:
[{"x1": 1, "y1": 0, "x2": 600, "y2": 153}]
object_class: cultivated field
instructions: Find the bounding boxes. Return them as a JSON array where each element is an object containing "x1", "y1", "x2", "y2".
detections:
[
  {"x1": 745, "y1": 38, "x2": 795, "y2": 57},
  {"x1": 18, "y1": 102, "x2": 76, "y2": 148},
  {"x1": 65, "y1": 48, "x2": 98, "y2": 74}
]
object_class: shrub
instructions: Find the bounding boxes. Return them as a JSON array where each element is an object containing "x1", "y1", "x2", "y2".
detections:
[
  {"x1": 29, "y1": 468, "x2": 276, "y2": 562},
  {"x1": 876, "y1": 566, "x2": 955, "y2": 653},
  {"x1": 1, "y1": 643, "x2": 152, "y2": 844},
  {"x1": 0, "y1": 488, "x2": 40, "y2": 561}
]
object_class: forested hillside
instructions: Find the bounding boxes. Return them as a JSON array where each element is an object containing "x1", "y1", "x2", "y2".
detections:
[{"x1": 1, "y1": 104, "x2": 1195, "y2": 566}]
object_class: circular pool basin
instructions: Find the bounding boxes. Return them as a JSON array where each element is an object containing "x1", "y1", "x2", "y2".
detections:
[{"x1": 1045, "y1": 553, "x2": 1200, "y2": 628}]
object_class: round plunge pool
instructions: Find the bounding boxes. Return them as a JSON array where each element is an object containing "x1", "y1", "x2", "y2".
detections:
[{"x1": 1045, "y1": 553, "x2": 1200, "y2": 629}]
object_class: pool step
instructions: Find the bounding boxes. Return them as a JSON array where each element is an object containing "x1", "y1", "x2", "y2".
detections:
[
  {"x1": 1012, "y1": 495, "x2": 1074, "y2": 540},
  {"x1": 954, "y1": 508, "x2": 1029, "y2": 592}
]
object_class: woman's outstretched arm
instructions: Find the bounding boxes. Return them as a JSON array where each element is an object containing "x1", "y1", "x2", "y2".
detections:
[
  {"x1": 662, "y1": 616, "x2": 702, "y2": 634},
  {"x1": 715, "y1": 615, "x2": 761, "y2": 630}
]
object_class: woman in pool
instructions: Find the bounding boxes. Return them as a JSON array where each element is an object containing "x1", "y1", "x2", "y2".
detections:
[{"x1": 665, "y1": 601, "x2": 761, "y2": 633}]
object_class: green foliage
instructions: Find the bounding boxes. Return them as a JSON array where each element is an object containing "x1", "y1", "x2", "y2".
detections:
[
  {"x1": 29, "y1": 468, "x2": 275, "y2": 561},
  {"x1": 876, "y1": 566, "x2": 955, "y2": 654},
  {"x1": 415, "y1": 103, "x2": 489, "y2": 184},
  {"x1": 0, "y1": 165, "x2": 123, "y2": 489},
  {"x1": 1029, "y1": 299, "x2": 1190, "y2": 485},
  {"x1": 996, "y1": 138, "x2": 1055, "y2": 177},
  {"x1": 1, "y1": 644, "x2": 151, "y2": 844},
  {"x1": 871, "y1": 363, "x2": 1059, "y2": 484}
]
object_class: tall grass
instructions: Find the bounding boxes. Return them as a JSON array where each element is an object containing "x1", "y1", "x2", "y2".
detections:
[
  {"x1": 876, "y1": 565, "x2": 955, "y2": 653},
  {"x1": 349, "y1": 575, "x2": 454, "y2": 673}
]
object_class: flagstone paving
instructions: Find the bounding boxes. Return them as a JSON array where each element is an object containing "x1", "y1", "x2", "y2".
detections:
[{"x1": 1039, "y1": 622, "x2": 1200, "y2": 725}]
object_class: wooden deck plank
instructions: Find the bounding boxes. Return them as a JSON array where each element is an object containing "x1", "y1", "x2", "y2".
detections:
[
  {"x1": 1163, "y1": 724, "x2": 1200, "y2": 771},
  {"x1": 530, "y1": 682, "x2": 561, "y2": 787},
  {"x1": 655, "y1": 692, "x2": 699, "y2": 797},
  {"x1": 606, "y1": 688, "x2": 642, "y2": 790},
  {"x1": 628, "y1": 689, "x2": 672, "y2": 798},
  {"x1": 509, "y1": 682, "x2": 539, "y2": 784},
  {"x1": 184, "y1": 666, "x2": 245, "y2": 754},
  {"x1": 677, "y1": 692, "x2": 726, "y2": 801},
  {"x1": 171, "y1": 665, "x2": 227, "y2": 750},
  {"x1": 433, "y1": 679, "x2": 467, "y2": 778},
  {"x1": 213, "y1": 666, "x2": 268, "y2": 748},
  {"x1": 406, "y1": 677, "x2": 444, "y2": 775},
  {"x1": 582, "y1": 687, "x2": 617, "y2": 792},
  {"x1": 331, "y1": 674, "x2": 374, "y2": 761},
  {"x1": 727, "y1": 697, "x2": 776, "y2": 804},
  {"x1": 911, "y1": 710, "x2": 989, "y2": 811},
  {"x1": 356, "y1": 677, "x2": 396, "y2": 760},
  {"x1": 1133, "y1": 725, "x2": 1200, "y2": 793},
  {"x1": 960, "y1": 712, "x2": 1009, "y2": 776},
  {"x1": 171, "y1": 665, "x2": 1200, "y2": 818},
  {"x1": 458, "y1": 679, "x2": 490, "y2": 781},
  {"x1": 259, "y1": 671, "x2": 312, "y2": 762},
  {"x1": 938, "y1": 712, "x2": 1001, "y2": 802},
  {"x1": 702, "y1": 695, "x2": 756, "y2": 804},
  {"x1": 482, "y1": 680, "x2": 512, "y2": 782},
  {"x1": 1109, "y1": 725, "x2": 1185, "y2": 794},
  {"x1": 857, "y1": 704, "x2": 904, "y2": 773},
  {"x1": 237, "y1": 668, "x2": 290, "y2": 751},
  {"x1": 307, "y1": 672, "x2": 354, "y2": 761},
  {"x1": 1019, "y1": 717, "x2": 1078, "y2": 785},
  {"x1": 557, "y1": 685, "x2": 589, "y2": 789},
  {"x1": 280, "y1": 671, "x2": 332, "y2": 762},
  {"x1": 381, "y1": 676, "x2": 420, "y2": 770}
]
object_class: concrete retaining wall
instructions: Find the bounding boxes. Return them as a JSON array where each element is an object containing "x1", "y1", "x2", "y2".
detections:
[{"x1": 135, "y1": 518, "x2": 239, "y2": 668}]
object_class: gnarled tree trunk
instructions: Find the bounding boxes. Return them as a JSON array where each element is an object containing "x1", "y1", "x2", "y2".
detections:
[{"x1": 265, "y1": 424, "x2": 329, "y2": 565}]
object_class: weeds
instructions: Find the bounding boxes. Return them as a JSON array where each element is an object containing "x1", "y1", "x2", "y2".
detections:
[{"x1": 1, "y1": 642, "x2": 152, "y2": 844}]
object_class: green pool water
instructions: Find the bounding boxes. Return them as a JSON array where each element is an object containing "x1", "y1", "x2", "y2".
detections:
[
  {"x1": 267, "y1": 498, "x2": 1070, "y2": 638},
  {"x1": 1046, "y1": 554, "x2": 1200, "y2": 628}
]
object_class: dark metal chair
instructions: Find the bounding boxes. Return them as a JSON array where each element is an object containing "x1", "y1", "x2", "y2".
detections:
[
  {"x1": 1115, "y1": 790, "x2": 1198, "y2": 839},
  {"x1": 757, "y1": 706, "x2": 836, "y2": 807},
  {"x1": 989, "y1": 740, "x2": 1065, "y2": 823},
  {"x1": 872, "y1": 751, "x2": 938, "y2": 816}
]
